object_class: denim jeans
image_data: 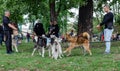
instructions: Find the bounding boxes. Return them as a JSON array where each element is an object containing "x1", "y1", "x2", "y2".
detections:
[{"x1": 104, "y1": 29, "x2": 114, "y2": 53}]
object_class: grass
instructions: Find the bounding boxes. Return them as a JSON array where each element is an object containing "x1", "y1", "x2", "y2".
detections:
[{"x1": 0, "y1": 40, "x2": 120, "y2": 71}]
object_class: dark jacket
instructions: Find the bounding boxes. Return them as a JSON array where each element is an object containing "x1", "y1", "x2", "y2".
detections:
[
  {"x1": 3, "y1": 16, "x2": 12, "y2": 32},
  {"x1": 52, "y1": 24, "x2": 59, "y2": 37},
  {"x1": 33, "y1": 23, "x2": 45, "y2": 36},
  {"x1": 100, "y1": 12, "x2": 114, "y2": 29}
]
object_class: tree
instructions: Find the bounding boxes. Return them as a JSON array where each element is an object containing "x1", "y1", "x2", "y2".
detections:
[
  {"x1": 0, "y1": 0, "x2": 27, "y2": 23},
  {"x1": 49, "y1": 0, "x2": 78, "y2": 23},
  {"x1": 78, "y1": 0, "x2": 93, "y2": 36}
]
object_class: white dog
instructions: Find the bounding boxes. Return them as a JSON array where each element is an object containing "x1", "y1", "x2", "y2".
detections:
[
  {"x1": 51, "y1": 36, "x2": 63, "y2": 60},
  {"x1": 46, "y1": 35, "x2": 56, "y2": 57}
]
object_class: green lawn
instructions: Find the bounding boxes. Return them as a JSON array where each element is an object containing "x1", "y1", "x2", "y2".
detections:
[{"x1": 0, "y1": 40, "x2": 120, "y2": 71}]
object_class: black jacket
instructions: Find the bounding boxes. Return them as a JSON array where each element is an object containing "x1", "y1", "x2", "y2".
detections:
[
  {"x1": 100, "y1": 12, "x2": 114, "y2": 29},
  {"x1": 34, "y1": 23, "x2": 45, "y2": 36},
  {"x1": 3, "y1": 16, "x2": 12, "y2": 31},
  {"x1": 52, "y1": 24, "x2": 59, "y2": 37}
]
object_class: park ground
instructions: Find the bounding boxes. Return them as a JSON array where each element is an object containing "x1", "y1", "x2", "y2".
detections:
[{"x1": 0, "y1": 40, "x2": 120, "y2": 71}]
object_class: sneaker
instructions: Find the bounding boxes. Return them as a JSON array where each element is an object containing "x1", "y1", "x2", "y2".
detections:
[{"x1": 104, "y1": 52, "x2": 110, "y2": 54}]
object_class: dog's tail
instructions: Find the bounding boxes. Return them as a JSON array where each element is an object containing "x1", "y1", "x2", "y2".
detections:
[{"x1": 83, "y1": 32, "x2": 90, "y2": 40}]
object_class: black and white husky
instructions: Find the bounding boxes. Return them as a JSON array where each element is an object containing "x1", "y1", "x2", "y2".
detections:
[
  {"x1": 31, "y1": 35, "x2": 46, "y2": 57},
  {"x1": 31, "y1": 35, "x2": 63, "y2": 59}
]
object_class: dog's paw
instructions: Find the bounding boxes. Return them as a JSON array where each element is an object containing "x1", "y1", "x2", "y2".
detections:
[
  {"x1": 63, "y1": 51, "x2": 66, "y2": 53},
  {"x1": 90, "y1": 53, "x2": 92, "y2": 56},
  {"x1": 42, "y1": 54, "x2": 45, "y2": 57},
  {"x1": 59, "y1": 57, "x2": 62, "y2": 59},
  {"x1": 54, "y1": 57, "x2": 58, "y2": 60},
  {"x1": 67, "y1": 54, "x2": 70, "y2": 56},
  {"x1": 61, "y1": 54, "x2": 64, "y2": 57},
  {"x1": 16, "y1": 51, "x2": 19, "y2": 53}
]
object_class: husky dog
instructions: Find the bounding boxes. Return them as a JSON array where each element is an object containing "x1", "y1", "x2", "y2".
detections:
[
  {"x1": 12, "y1": 35, "x2": 19, "y2": 52},
  {"x1": 11, "y1": 22, "x2": 19, "y2": 52},
  {"x1": 31, "y1": 35, "x2": 46, "y2": 57}
]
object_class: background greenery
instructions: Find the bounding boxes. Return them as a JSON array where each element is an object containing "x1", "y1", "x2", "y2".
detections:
[{"x1": 0, "y1": 0, "x2": 120, "y2": 34}]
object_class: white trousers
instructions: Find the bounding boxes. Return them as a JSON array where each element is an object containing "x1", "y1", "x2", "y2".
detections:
[{"x1": 104, "y1": 29, "x2": 113, "y2": 53}]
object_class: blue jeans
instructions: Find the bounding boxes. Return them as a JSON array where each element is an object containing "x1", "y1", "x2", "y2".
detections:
[
  {"x1": 104, "y1": 29, "x2": 113, "y2": 53},
  {"x1": 27, "y1": 37, "x2": 30, "y2": 42}
]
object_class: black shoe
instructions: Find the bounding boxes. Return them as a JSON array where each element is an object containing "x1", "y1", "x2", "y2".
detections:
[
  {"x1": 10, "y1": 51, "x2": 14, "y2": 53},
  {"x1": 11, "y1": 51, "x2": 14, "y2": 53},
  {"x1": 6, "y1": 52, "x2": 12, "y2": 54}
]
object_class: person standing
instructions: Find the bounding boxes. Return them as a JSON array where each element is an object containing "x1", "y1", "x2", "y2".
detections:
[
  {"x1": 3, "y1": 11, "x2": 17, "y2": 54},
  {"x1": 97, "y1": 5, "x2": 114, "y2": 54},
  {"x1": 69, "y1": 30, "x2": 74, "y2": 36},
  {"x1": 26, "y1": 32, "x2": 30, "y2": 43}
]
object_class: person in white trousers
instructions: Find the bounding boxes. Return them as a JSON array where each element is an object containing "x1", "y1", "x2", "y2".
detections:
[{"x1": 97, "y1": 4, "x2": 114, "y2": 54}]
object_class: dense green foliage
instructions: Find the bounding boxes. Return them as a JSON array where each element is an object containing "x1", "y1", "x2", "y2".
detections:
[{"x1": 0, "y1": 0, "x2": 120, "y2": 34}]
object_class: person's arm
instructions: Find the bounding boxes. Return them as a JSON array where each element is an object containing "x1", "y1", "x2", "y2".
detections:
[
  {"x1": 3, "y1": 17, "x2": 17, "y2": 30},
  {"x1": 8, "y1": 24, "x2": 17, "y2": 30},
  {"x1": 41, "y1": 24, "x2": 45, "y2": 35}
]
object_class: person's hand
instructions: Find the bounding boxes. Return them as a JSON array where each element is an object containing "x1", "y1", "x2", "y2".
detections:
[
  {"x1": 96, "y1": 25, "x2": 101, "y2": 31},
  {"x1": 14, "y1": 28, "x2": 18, "y2": 31}
]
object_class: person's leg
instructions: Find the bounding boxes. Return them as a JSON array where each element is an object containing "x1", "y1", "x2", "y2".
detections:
[
  {"x1": 27, "y1": 37, "x2": 30, "y2": 42},
  {"x1": 104, "y1": 29, "x2": 113, "y2": 53},
  {"x1": 28, "y1": 37, "x2": 30, "y2": 42},
  {"x1": 0, "y1": 34, "x2": 2, "y2": 45},
  {"x1": 4, "y1": 31, "x2": 11, "y2": 53},
  {"x1": 8, "y1": 32, "x2": 12, "y2": 52}
]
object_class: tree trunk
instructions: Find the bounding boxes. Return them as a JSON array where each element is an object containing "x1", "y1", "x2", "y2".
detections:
[
  {"x1": 78, "y1": 0, "x2": 93, "y2": 36},
  {"x1": 49, "y1": 0, "x2": 57, "y2": 23}
]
